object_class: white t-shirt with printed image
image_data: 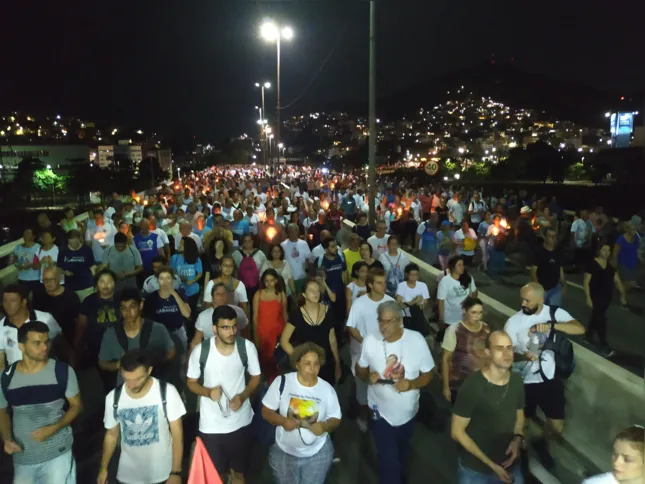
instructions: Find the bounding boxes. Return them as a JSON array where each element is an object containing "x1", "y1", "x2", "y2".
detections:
[
  {"x1": 436, "y1": 275, "x2": 477, "y2": 325},
  {"x1": 346, "y1": 294, "x2": 395, "y2": 374},
  {"x1": 367, "y1": 235, "x2": 389, "y2": 257},
  {"x1": 187, "y1": 337, "x2": 261, "y2": 434},
  {"x1": 37, "y1": 246, "x2": 62, "y2": 284},
  {"x1": 262, "y1": 372, "x2": 341, "y2": 458},
  {"x1": 281, "y1": 239, "x2": 311, "y2": 280},
  {"x1": 357, "y1": 329, "x2": 435, "y2": 426},
  {"x1": 104, "y1": 378, "x2": 186, "y2": 484}
]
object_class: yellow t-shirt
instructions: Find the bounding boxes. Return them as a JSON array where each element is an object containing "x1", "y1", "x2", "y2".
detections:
[{"x1": 343, "y1": 248, "x2": 362, "y2": 280}]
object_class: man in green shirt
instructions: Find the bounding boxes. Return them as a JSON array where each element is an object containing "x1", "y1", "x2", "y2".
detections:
[{"x1": 451, "y1": 330, "x2": 526, "y2": 483}]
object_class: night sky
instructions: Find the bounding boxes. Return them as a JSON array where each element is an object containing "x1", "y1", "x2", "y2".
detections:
[{"x1": 2, "y1": 1, "x2": 643, "y2": 143}]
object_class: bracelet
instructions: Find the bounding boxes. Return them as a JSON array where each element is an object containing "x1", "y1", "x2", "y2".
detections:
[{"x1": 170, "y1": 470, "x2": 182, "y2": 476}]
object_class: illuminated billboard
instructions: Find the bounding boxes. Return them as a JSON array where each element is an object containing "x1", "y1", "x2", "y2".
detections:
[{"x1": 609, "y1": 112, "x2": 634, "y2": 148}]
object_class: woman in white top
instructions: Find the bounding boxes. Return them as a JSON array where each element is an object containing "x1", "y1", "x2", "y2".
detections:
[
  {"x1": 583, "y1": 426, "x2": 643, "y2": 484},
  {"x1": 395, "y1": 262, "x2": 430, "y2": 320},
  {"x1": 452, "y1": 220, "x2": 478, "y2": 266},
  {"x1": 202, "y1": 255, "x2": 249, "y2": 319},
  {"x1": 261, "y1": 243, "x2": 297, "y2": 298},
  {"x1": 262, "y1": 342, "x2": 342, "y2": 484},
  {"x1": 437, "y1": 255, "x2": 478, "y2": 328},
  {"x1": 345, "y1": 261, "x2": 368, "y2": 317}
]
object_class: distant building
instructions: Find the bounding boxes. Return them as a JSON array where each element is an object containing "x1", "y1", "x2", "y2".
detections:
[
  {"x1": 98, "y1": 143, "x2": 143, "y2": 167},
  {"x1": 0, "y1": 144, "x2": 89, "y2": 180}
]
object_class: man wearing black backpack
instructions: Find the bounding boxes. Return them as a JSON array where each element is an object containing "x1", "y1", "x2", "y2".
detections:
[
  {"x1": 504, "y1": 282, "x2": 585, "y2": 470},
  {"x1": 186, "y1": 305, "x2": 261, "y2": 484},
  {"x1": 98, "y1": 288, "x2": 176, "y2": 386}
]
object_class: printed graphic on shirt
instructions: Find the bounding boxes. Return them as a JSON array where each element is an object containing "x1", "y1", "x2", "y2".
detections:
[
  {"x1": 287, "y1": 397, "x2": 319, "y2": 427},
  {"x1": 451, "y1": 285, "x2": 470, "y2": 298},
  {"x1": 290, "y1": 247, "x2": 300, "y2": 258},
  {"x1": 120, "y1": 405, "x2": 160, "y2": 447},
  {"x1": 97, "y1": 305, "x2": 119, "y2": 325},
  {"x1": 383, "y1": 354, "x2": 405, "y2": 380}
]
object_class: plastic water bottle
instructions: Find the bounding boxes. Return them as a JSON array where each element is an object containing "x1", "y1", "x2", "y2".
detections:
[{"x1": 528, "y1": 334, "x2": 540, "y2": 356}]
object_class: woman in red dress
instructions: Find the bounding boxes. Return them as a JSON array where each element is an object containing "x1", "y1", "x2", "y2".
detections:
[{"x1": 252, "y1": 268, "x2": 288, "y2": 382}]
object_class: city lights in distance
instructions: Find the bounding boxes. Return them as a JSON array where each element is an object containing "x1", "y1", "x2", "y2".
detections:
[
  {"x1": 282, "y1": 27, "x2": 294, "y2": 39},
  {"x1": 137, "y1": 130, "x2": 143, "y2": 134},
  {"x1": 605, "y1": 112, "x2": 611, "y2": 118}
]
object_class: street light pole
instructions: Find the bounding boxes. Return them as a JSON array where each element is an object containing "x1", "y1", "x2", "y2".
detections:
[
  {"x1": 276, "y1": 34, "x2": 281, "y2": 170},
  {"x1": 368, "y1": 0, "x2": 377, "y2": 228}
]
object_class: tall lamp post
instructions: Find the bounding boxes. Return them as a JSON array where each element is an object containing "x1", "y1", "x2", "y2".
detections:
[
  {"x1": 367, "y1": 1, "x2": 378, "y2": 227},
  {"x1": 255, "y1": 82, "x2": 271, "y2": 166},
  {"x1": 260, "y1": 20, "x2": 293, "y2": 170}
]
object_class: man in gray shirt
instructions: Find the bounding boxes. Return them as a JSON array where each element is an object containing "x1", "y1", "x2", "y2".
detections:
[
  {"x1": 0, "y1": 321, "x2": 82, "y2": 483},
  {"x1": 103, "y1": 232, "x2": 143, "y2": 294},
  {"x1": 99, "y1": 288, "x2": 175, "y2": 385}
]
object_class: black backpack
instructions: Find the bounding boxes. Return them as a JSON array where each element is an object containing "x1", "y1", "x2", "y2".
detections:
[
  {"x1": 537, "y1": 306, "x2": 575, "y2": 381},
  {"x1": 198, "y1": 336, "x2": 248, "y2": 386},
  {"x1": 115, "y1": 319, "x2": 155, "y2": 352}
]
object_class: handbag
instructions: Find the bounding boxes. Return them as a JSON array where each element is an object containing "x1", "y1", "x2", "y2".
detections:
[{"x1": 273, "y1": 342, "x2": 292, "y2": 373}]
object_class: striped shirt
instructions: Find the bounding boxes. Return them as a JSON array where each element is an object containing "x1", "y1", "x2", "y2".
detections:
[{"x1": 0, "y1": 359, "x2": 79, "y2": 465}]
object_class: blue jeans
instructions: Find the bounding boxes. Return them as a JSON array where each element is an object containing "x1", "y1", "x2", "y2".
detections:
[
  {"x1": 14, "y1": 450, "x2": 76, "y2": 484},
  {"x1": 457, "y1": 459, "x2": 524, "y2": 484},
  {"x1": 544, "y1": 284, "x2": 563, "y2": 307},
  {"x1": 371, "y1": 417, "x2": 414, "y2": 484}
]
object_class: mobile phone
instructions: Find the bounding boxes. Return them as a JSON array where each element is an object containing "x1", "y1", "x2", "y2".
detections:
[{"x1": 376, "y1": 379, "x2": 395, "y2": 385}]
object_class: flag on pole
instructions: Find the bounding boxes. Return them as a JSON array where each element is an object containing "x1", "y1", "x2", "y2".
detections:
[{"x1": 188, "y1": 437, "x2": 223, "y2": 484}]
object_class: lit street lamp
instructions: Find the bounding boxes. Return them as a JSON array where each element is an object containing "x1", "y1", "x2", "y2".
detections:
[{"x1": 260, "y1": 19, "x2": 293, "y2": 169}]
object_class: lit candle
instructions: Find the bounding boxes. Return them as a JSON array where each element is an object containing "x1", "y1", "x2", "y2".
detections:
[
  {"x1": 266, "y1": 227, "x2": 277, "y2": 241},
  {"x1": 492, "y1": 226, "x2": 499, "y2": 236}
]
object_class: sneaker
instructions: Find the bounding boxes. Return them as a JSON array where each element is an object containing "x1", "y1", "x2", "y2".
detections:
[{"x1": 356, "y1": 417, "x2": 368, "y2": 433}]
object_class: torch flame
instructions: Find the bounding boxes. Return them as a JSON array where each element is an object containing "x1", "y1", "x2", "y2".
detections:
[{"x1": 500, "y1": 219, "x2": 510, "y2": 229}]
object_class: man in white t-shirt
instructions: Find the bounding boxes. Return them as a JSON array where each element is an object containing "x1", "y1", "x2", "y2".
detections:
[
  {"x1": 187, "y1": 305, "x2": 261, "y2": 484},
  {"x1": 356, "y1": 300, "x2": 434, "y2": 484},
  {"x1": 346, "y1": 268, "x2": 394, "y2": 432},
  {"x1": 448, "y1": 193, "x2": 464, "y2": 225},
  {"x1": 0, "y1": 285, "x2": 64, "y2": 370},
  {"x1": 99, "y1": 350, "x2": 186, "y2": 484},
  {"x1": 368, "y1": 221, "x2": 390, "y2": 257},
  {"x1": 189, "y1": 282, "x2": 250, "y2": 355},
  {"x1": 504, "y1": 282, "x2": 585, "y2": 469},
  {"x1": 281, "y1": 224, "x2": 311, "y2": 294}
]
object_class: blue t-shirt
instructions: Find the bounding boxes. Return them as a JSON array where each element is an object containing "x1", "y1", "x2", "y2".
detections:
[
  {"x1": 477, "y1": 222, "x2": 490, "y2": 238},
  {"x1": 58, "y1": 246, "x2": 96, "y2": 290},
  {"x1": 143, "y1": 289, "x2": 187, "y2": 332},
  {"x1": 170, "y1": 254, "x2": 203, "y2": 297},
  {"x1": 134, "y1": 232, "x2": 159, "y2": 272},
  {"x1": 230, "y1": 220, "x2": 250, "y2": 240},
  {"x1": 341, "y1": 197, "x2": 357, "y2": 215},
  {"x1": 616, "y1": 234, "x2": 639, "y2": 270},
  {"x1": 13, "y1": 244, "x2": 41, "y2": 282},
  {"x1": 420, "y1": 223, "x2": 438, "y2": 252},
  {"x1": 318, "y1": 255, "x2": 346, "y2": 296}
]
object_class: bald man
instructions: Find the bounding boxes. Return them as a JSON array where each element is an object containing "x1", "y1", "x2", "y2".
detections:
[
  {"x1": 451, "y1": 330, "x2": 525, "y2": 483},
  {"x1": 503, "y1": 282, "x2": 584, "y2": 469}
]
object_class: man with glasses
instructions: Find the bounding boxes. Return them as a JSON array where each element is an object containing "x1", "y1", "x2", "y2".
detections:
[
  {"x1": 187, "y1": 305, "x2": 261, "y2": 484},
  {"x1": 355, "y1": 301, "x2": 435, "y2": 484}
]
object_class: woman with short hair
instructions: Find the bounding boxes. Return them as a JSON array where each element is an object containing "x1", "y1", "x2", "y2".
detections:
[{"x1": 262, "y1": 342, "x2": 342, "y2": 484}]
